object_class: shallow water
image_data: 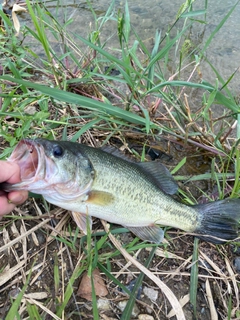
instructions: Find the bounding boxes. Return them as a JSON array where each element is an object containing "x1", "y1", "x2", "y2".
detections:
[
  {"x1": 54, "y1": 0, "x2": 240, "y2": 93},
  {"x1": 17, "y1": 0, "x2": 239, "y2": 96}
]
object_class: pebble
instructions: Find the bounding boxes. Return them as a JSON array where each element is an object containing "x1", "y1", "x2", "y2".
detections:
[
  {"x1": 97, "y1": 298, "x2": 111, "y2": 311},
  {"x1": 117, "y1": 300, "x2": 140, "y2": 317},
  {"x1": 121, "y1": 279, "x2": 142, "y2": 299},
  {"x1": 143, "y1": 287, "x2": 158, "y2": 302},
  {"x1": 234, "y1": 257, "x2": 240, "y2": 273},
  {"x1": 9, "y1": 288, "x2": 21, "y2": 299},
  {"x1": 24, "y1": 106, "x2": 37, "y2": 115}
]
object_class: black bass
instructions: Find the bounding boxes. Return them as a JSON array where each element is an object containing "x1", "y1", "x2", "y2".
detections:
[{"x1": 1, "y1": 138, "x2": 240, "y2": 244}]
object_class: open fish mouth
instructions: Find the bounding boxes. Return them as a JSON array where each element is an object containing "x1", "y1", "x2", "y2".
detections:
[
  {"x1": 9, "y1": 139, "x2": 41, "y2": 181},
  {"x1": 3, "y1": 139, "x2": 53, "y2": 192}
]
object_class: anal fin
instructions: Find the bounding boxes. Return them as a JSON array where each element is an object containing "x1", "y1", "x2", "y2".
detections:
[
  {"x1": 126, "y1": 225, "x2": 164, "y2": 243},
  {"x1": 71, "y1": 211, "x2": 92, "y2": 235}
]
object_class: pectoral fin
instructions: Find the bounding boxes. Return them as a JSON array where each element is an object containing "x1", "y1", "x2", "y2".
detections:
[
  {"x1": 86, "y1": 190, "x2": 115, "y2": 206},
  {"x1": 126, "y1": 225, "x2": 164, "y2": 243},
  {"x1": 71, "y1": 211, "x2": 92, "y2": 234}
]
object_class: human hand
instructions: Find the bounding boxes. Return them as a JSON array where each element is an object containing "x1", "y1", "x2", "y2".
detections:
[{"x1": 0, "y1": 162, "x2": 28, "y2": 217}]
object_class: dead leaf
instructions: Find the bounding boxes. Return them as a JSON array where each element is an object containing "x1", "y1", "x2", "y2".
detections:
[
  {"x1": 24, "y1": 292, "x2": 48, "y2": 300},
  {"x1": 77, "y1": 268, "x2": 108, "y2": 301},
  {"x1": 12, "y1": 4, "x2": 27, "y2": 36},
  {"x1": 0, "y1": 261, "x2": 25, "y2": 286}
]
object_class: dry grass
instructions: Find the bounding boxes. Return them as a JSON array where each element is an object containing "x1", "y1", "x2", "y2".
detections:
[{"x1": 0, "y1": 202, "x2": 239, "y2": 319}]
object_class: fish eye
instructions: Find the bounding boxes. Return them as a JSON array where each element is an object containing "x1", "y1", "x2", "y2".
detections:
[{"x1": 53, "y1": 145, "x2": 64, "y2": 157}]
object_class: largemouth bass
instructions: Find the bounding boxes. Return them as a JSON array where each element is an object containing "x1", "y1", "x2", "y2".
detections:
[{"x1": 1, "y1": 138, "x2": 240, "y2": 244}]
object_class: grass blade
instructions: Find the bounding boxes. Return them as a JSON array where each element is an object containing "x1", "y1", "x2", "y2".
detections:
[
  {"x1": 120, "y1": 246, "x2": 157, "y2": 319},
  {"x1": 56, "y1": 264, "x2": 86, "y2": 317},
  {"x1": 0, "y1": 75, "x2": 157, "y2": 130},
  {"x1": 190, "y1": 237, "x2": 199, "y2": 319},
  {"x1": 144, "y1": 24, "x2": 190, "y2": 74},
  {"x1": 147, "y1": 29, "x2": 161, "y2": 90},
  {"x1": 124, "y1": 0, "x2": 131, "y2": 44},
  {"x1": 26, "y1": 302, "x2": 42, "y2": 320},
  {"x1": 5, "y1": 265, "x2": 33, "y2": 320},
  {"x1": 147, "y1": 80, "x2": 239, "y2": 113},
  {"x1": 180, "y1": 10, "x2": 206, "y2": 18},
  {"x1": 91, "y1": 274, "x2": 100, "y2": 320},
  {"x1": 97, "y1": 262, "x2": 131, "y2": 295}
]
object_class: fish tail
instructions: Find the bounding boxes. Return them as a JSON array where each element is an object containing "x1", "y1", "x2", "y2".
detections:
[{"x1": 194, "y1": 199, "x2": 240, "y2": 244}]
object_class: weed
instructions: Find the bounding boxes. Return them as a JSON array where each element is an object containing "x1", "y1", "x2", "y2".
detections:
[{"x1": 0, "y1": 0, "x2": 239, "y2": 319}]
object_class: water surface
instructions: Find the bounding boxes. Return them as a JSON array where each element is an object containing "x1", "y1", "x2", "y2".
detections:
[{"x1": 20, "y1": 0, "x2": 239, "y2": 94}]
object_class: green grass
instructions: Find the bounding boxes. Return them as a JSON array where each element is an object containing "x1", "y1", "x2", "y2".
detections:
[{"x1": 1, "y1": 0, "x2": 240, "y2": 319}]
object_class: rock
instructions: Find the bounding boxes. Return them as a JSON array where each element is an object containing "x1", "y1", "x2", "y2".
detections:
[
  {"x1": 234, "y1": 257, "x2": 240, "y2": 273},
  {"x1": 119, "y1": 279, "x2": 142, "y2": 299},
  {"x1": 24, "y1": 106, "x2": 37, "y2": 115},
  {"x1": 143, "y1": 287, "x2": 158, "y2": 302},
  {"x1": 9, "y1": 288, "x2": 21, "y2": 299},
  {"x1": 97, "y1": 298, "x2": 111, "y2": 311},
  {"x1": 117, "y1": 300, "x2": 140, "y2": 317}
]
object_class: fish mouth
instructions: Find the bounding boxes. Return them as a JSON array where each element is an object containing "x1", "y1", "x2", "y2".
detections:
[
  {"x1": 6, "y1": 139, "x2": 52, "y2": 191},
  {"x1": 9, "y1": 139, "x2": 40, "y2": 180}
]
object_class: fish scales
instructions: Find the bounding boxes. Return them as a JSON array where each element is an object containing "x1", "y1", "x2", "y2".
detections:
[
  {"x1": 1, "y1": 138, "x2": 240, "y2": 244},
  {"x1": 77, "y1": 144, "x2": 198, "y2": 229}
]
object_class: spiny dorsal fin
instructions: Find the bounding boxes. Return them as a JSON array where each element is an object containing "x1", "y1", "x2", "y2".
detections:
[
  {"x1": 102, "y1": 145, "x2": 178, "y2": 195},
  {"x1": 101, "y1": 145, "x2": 134, "y2": 162},
  {"x1": 137, "y1": 161, "x2": 178, "y2": 195}
]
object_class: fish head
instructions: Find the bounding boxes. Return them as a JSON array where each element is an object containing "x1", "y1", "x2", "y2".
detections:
[{"x1": 6, "y1": 139, "x2": 95, "y2": 201}]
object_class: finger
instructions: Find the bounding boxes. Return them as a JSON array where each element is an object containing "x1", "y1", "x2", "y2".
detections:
[
  {"x1": 8, "y1": 191, "x2": 28, "y2": 205},
  {"x1": 0, "y1": 162, "x2": 21, "y2": 184},
  {"x1": 0, "y1": 196, "x2": 17, "y2": 216}
]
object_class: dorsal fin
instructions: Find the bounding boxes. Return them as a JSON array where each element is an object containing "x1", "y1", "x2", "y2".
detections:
[
  {"x1": 136, "y1": 162, "x2": 178, "y2": 195},
  {"x1": 101, "y1": 145, "x2": 134, "y2": 162},
  {"x1": 102, "y1": 145, "x2": 178, "y2": 195}
]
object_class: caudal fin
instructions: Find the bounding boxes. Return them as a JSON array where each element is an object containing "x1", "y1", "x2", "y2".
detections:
[{"x1": 194, "y1": 199, "x2": 240, "y2": 244}]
